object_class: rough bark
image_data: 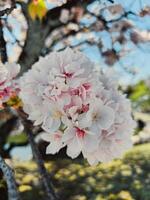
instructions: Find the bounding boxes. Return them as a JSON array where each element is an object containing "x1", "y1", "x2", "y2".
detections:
[
  {"x1": 18, "y1": 110, "x2": 58, "y2": 200},
  {"x1": 0, "y1": 20, "x2": 8, "y2": 63},
  {"x1": 0, "y1": 155, "x2": 20, "y2": 200}
]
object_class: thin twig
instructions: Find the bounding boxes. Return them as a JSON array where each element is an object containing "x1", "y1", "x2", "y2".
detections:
[{"x1": 0, "y1": 154, "x2": 20, "y2": 200}]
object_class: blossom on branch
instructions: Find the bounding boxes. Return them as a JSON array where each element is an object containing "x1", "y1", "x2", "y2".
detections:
[
  {"x1": 0, "y1": 63, "x2": 20, "y2": 107},
  {"x1": 19, "y1": 48, "x2": 136, "y2": 165}
]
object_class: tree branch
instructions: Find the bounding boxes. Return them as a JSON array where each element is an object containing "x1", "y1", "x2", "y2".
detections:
[
  {"x1": 0, "y1": 20, "x2": 8, "y2": 63},
  {"x1": 0, "y1": 155, "x2": 20, "y2": 200},
  {"x1": 0, "y1": 0, "x2": 16, "y2": 63},
  {"x1": 0, "y1": 0, "x2": 16, "y2": 17},
  {"x1": 0, "y1": 115, "x2": 18, "y2": 158},
  {"x1": 18, "y1": 0, "x2": 95, "y2": 75},
  {"x1": 18, "y1": 110, "x2": 58, "y2": 200}
]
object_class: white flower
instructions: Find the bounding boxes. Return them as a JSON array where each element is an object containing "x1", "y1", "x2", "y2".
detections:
[
  {"x1": 19, "y1": 47, "x2": 135, "y2": 166},
  {"x1": 41, "y1": 131, "x2": 64, "y2": 154},
  {"x1": 94, "y1": 130, "x2": 133, "y2": 162},
  {"x1": 0, "y1": 63, "x2": 20, "y2": 106},
  {"x1": 78, "y1": 98, "x2": 115, "y2": 133},
  {"x1": 0, "y1": 63, "x2": 20, "y2": 87},
  {"x1": 60, "y1": 9, "x2": 69, "y2": 24},
  {"x1": 42, "y1": 100, "x2": 65, "y2": 133},
  {"x1": 19, "y1": 47, "x2": 93, "y2": 126},
  {"x1": 0, "y1": 66, "x2": 8, "y2": 84},
  {"x1": 62, "y1": 126, "x2": 99, "y2": 159}
]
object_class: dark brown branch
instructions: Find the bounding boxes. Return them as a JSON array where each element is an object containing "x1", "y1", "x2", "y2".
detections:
[
  {"x1": 0, "y1": 20, "x2": 7, "y2": 63},
  {"x1": 18, "y1": 110, "x2": 58, "y2": 200},
  {"x1": 0, "y1": 1, "x2": 16, "y2": 63},
  {"x1": 45, "y1": 0, "x2": 94, "y2": 21},
  {"x1": 0, "y1": 115, "x2": 18, "y2": 157},
  {"x1": 45, "y1": 28, "x2": 99, "y2": 54},
  {"x1": 57, "y1": 40, "x2": 97, "y2": 52},
  {"x1": 18, "y1": 0, "x2": 95, "y2": 75},
  {"x1": 0, "y1": 0, "x2": 16, "y2": 62},
  {"x1": 0, "y1": 0, "x2": 16, "y2": 17},
  {"x1": 0, "y1": 155, "x2": 20, "y2": 200}
]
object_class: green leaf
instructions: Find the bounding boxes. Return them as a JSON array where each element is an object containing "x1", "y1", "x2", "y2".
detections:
[{"x1": 130, "y1": 81, "x2": 150, "y2": 101}]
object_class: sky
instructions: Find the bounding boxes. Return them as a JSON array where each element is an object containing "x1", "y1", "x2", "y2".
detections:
[
  {"x1": 82, "y1": 0, "x2": 150, "y2": 85},
  {"x1": 53, "y1": 0, "x2": 150, "y2": 85}
]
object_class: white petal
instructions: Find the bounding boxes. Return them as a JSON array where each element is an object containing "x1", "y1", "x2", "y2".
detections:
[
  {"x1": 83, "y1": 134, "x2": 99, "y2": 153},
  {"x1": 42, "y1": 117, "x2": 61, "y2": 133},
  {"x1": 78, "y1": 113, "x2": 92, "y2": 129},
  {"x1": 99, "y1": 106, "x2": 115, "y2": 129},
  {"x1": 68, "y1": 106, "x2": 78, "y2": 119},
  {"x1": 62, "y1": 127, "x2": 75, "y2": 143},
  {"x1": 72, "y1": 96, "x2": 82, "y2": 107},
  {"x1": 61, "y1": 116, "x2": 72, "y2": 127},
  {"x1": 89, "y1": 123, "x2": 101, "y2": 135},
  {"x1": 6, "y1": 63, "x2": 20, "y2": 79},
  {"x1": 66, "y1": 136, "x2": 81, "y2": 159},
  {"x1": 85, "y1": 154, "x2": 98, "y2": 166},
  {"x1": 46, "y1": 142, "x2": 62, "y2": 154},
  {"x1": 41, "y1": 133, "x2": 53, "y2": 142},
  {"x1": 60, "y1": 94, "x2": 71, "y2": 105}
]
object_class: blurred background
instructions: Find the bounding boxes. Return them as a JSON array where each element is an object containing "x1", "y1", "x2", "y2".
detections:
[{"x1": 0, "y1": 0, "x2": 150, "y2": 199}]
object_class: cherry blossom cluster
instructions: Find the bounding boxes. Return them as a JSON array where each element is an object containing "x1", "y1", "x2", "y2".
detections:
[
  {"x1": 19, "y1": 48, "x2": 136, "y2": 165},
  {"x1": 0, "y1": 63, "x2": 20, "y2": 108}
]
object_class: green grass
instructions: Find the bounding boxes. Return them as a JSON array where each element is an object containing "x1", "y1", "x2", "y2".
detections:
[
  {"x1": 7, "y1": 132, "x2": 28, "y2": 144},
  {"x1": 2, "y1": 143, "x2": 150, "y2": 200}
]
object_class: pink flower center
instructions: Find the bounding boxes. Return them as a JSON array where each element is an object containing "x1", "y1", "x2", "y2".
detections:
[
  {"x1": 54, "y1": 134, "x2": 61, "y2": 140},
  {"x1": 70, "y1": 88, "x2": 79, "y2": 95},
  {"x1": 82, "y1": 104, "x2": 89, "y2": 112},
  {"x1": 76, "y1": 128, "x2": 85, "y2": 138},
  {"x1": 0, "y1": 87, "x2": 18, "y2": 100},
  {"x1": 83, "y1": 83, "x2": 91, "y2": 90},
  {"x1": 0, "y1": 81, "x2": 6, "y2": 86},
  {"x1": 64, "y1": 72, "x2": 73, "y2": 78}
]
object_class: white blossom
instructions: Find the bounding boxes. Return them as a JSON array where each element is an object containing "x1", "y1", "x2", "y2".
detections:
[
  {"x1": 19, "y1": 47, "x2": 136, "y2": 165},
  {"x1": 60, "y1": 9, "x2": 69, "y2": 24},
  {"x1": 0, "y1": 63, "x2": 20, "y2": 106},
  {"x1": 62, "y1": 126, "x2": 99, "y2": 159},
  {"x1": 41, "y1": 131, "x2": 64, "y2": 154}
]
